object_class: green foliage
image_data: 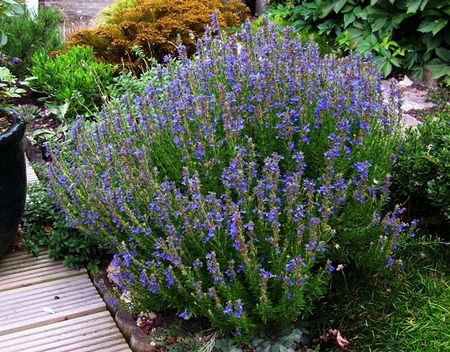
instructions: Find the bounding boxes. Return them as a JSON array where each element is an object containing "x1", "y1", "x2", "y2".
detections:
[
  {"x1": 30, "y1": 46, "x2": 117, "y2": 120},
  {"x1": 21, "y1": 182, "x2": 103, "y2": 271},
  {"x1": 251, "y1": 328, "x2": 306, "y2": 352},
  {"x1": 392, "y1": 107, "x2": 450, "y2": 230},
  {"x1": 312, "y1": 236, "x2": 450, "y2": 351},
  {"x1": 0, "y1": 6, "x2": 64, "y2": 77},
  {"x1": 0, "y1": 54, "x2": 34, "y2": 109},
  {"x1": 107, "y1": 58, "x2": 163, "y2": 100},
  {"x1": 213, "y1": 327, "x2": 308, "y2": 351},
  {"x1": 0, "y1": 0, "x2": 23, "y2": 46},
  {"x1": 0, "y1": 65, "x2": 26, "y2": 103},
  {"x1": 272, "y1": 0, "x2": 450, "y2": 84}
]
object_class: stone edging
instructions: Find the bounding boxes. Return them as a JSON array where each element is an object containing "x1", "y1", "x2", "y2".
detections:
[{"x1": 89, "y1": 271, "x2": 156, "y2": 352}]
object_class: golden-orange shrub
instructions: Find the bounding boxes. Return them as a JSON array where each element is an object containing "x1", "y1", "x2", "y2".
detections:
[{"x1": 68, "y1": 0, "x2": 249, "y2": 70}]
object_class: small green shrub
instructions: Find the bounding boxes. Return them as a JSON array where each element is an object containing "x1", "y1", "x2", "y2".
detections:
[
  {"x1": 22, "y1": 182, "x2": 104, "y2": 270},
  {"x1": 49, "y1": 20, "x2": 414, "y2": 339},
  {"x1": 272, "y1": 0, "x2": 450, "y2": 84},
  {"x1": 392, "y1": 109, "x2": 450, "y2": 232},
  {"x1": 30, "y1": 46, "x2": 117, "y2": 120},
  {"x1": 0, "y1": 6, "x2": 64, "y2": 77},
  {"x1": 0, "y1": 0, "x2": 23, "y2": 45}
]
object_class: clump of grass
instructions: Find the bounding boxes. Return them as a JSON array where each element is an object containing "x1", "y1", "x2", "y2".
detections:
[{"x1": 312, "y1": 236, "x2": 450, "y2": 351}]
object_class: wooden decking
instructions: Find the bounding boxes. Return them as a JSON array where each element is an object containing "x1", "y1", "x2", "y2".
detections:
[{"x1": 0, "y1": 250, "x2": 131, "y2": 351}]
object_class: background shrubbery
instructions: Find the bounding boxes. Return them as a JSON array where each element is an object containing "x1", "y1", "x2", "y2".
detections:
[
  {"x1": 67, "y1": 0, "x2": 249, "y2": 70},
  {"x1": 0, "y1": 6, "x2": 63, "y2": 77},
  {"x1": 30, "y1": 46, "x2": 117, "y2": 119},
  {"x1": 392, "y1": 108, "x2": 449, "y2": 234},
  {"x1": 49, "y1": 20, "x2": 414, "y2": 338},
  {"x1": 269, "y1": 0, "x2": 450, "y2": 84}
]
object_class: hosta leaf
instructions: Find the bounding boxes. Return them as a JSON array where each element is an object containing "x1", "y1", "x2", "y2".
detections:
[{"x1": 435, "y1": 47, "x2": 450, "y2": 62}]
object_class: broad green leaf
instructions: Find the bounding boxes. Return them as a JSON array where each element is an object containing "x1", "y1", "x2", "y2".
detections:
[
  {"x1": 390, "y1": 57, "x2": 401, "y2": 67},
  {"x1": 353, "y1": 7, "x2": 368, "y2": 19},
  {"x1": 406, "y1": 0, "x2": 422, "y2": 14},
  {"x1": 372, "y1": 17, "x2": 387, "y2": 32},
  {"x1": 0, "y1": 32, "x2": 7, "y2": 47},
  {"x1": 320, "y1": 3, "x2": 334, "y2": 18},
  {"x1": 427, "y1": 62, "x2": 450, "y2": 79},
  {"x1": 333, "y1": 0, "x2": 347, "y2": 13},
  {"x1": 417, "y1": 18, "x2": 448, "y2": 35},
  {"x1": 379, "y1": 47, "x2": 390, "y2": 58},
  {"x1": 392, "y1": 12, "x2": 412, "y2": 26},
  {"x1": 435, "y1": 47, "x2": 450, "y2": 62},
  {"x1": 357, "y1": 40, "x2": 372, "y2": 52},
  {"x1": 347, "y1": 28, "x2": 364, "y2": 41},
  {"x1": 344, "y1": 13, "x2": 356, "y2": 28},
  {"x1": 0, "y1": 66, "x2": 10, "y2": 79},
  {"x1": 423, "y1": 33, "x2": 442, "y2": 52},
  {"x1": 382, "y1": 60, "x2": 393, "y2": 76},
  {"x1": 369, "y1": 33, "x2": 378, "y2": 46},
  {"x1": 420, "y1": 0, "x2": 429, "y2": 11}
]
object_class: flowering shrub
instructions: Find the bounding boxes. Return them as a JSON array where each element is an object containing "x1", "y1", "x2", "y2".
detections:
[{"x1": 49, "y1": 19, "x2": 414, "y2": 338}]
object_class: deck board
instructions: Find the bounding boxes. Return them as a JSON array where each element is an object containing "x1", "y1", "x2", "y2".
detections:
[{"x1": 0, "y1": 251, "x2": 131, "y2": 351}]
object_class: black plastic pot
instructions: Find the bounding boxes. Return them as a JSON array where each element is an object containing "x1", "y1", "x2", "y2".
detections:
[{"x1": 0, "y1": 110, "x2": 26, "y2": 258}]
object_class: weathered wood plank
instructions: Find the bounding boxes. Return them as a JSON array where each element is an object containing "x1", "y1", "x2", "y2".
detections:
[
  {"x1": 0, "y1": 302, "x2": 106, "y2": 336},
  {"x1": 0, "y1": 249, "x2": 131, "y2": 351},
  {"x1": 0, "y1": 268, "x2": 86, "y2": 292}
]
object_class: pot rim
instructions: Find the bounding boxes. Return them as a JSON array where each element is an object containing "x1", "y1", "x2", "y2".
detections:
[{"x1": 0, "y1": 109, "x2": 26, "y2": 151}]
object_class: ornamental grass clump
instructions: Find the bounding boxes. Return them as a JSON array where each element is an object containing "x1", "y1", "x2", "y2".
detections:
[{"x1": 49, "y1": 19, "x2": 414, "y2": 338}]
